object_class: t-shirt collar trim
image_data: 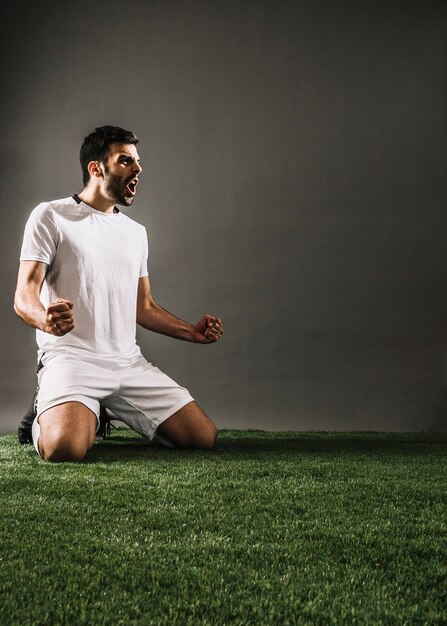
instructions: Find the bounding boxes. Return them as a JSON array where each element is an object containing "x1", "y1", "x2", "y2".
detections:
[{"x1": 72, "y1": 194, "x2": 120, "y2": 214}]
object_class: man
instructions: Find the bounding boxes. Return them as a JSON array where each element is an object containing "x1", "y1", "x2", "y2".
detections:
[{"x1": 14, "y1": 125, "x2": 222, "y2": 462}]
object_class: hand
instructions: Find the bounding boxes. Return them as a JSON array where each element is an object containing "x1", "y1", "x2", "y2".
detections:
[
  {"x1": 42, "y1": 299, "x2": 74, "y2": 336},
  {"x1": 193, "y1": 314, "x2": 223, "y2": 344}
]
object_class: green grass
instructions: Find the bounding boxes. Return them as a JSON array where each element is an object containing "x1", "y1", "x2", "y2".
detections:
[{"x1": 0, "y1": 430, "x2": 446, "y2": 625}]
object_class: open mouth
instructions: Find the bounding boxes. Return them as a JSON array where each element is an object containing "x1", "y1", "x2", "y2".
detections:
[{"x1": 126, "y1": 177, "x2": 139, "y2": 197}]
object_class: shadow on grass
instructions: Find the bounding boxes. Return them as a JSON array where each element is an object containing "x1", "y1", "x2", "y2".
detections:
[{"x1": 84, "y1": 430, "x2": 447, "y2": 463}]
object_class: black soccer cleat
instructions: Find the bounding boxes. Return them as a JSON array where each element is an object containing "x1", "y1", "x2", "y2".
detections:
[
  {"x1": 18, "y1": 390, "x2": 38, "y2": 444},
  {"x1": 96, "y1": 406, "x2": 112, "y2": 439}
]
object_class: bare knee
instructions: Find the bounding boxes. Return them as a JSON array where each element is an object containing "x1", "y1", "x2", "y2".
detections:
[
  {"x1": 204, "y1": 423, "x2": 218, "y2": 449},
  {"x1": 191, "y1": 423, "x2": 218, "y2": 450},
  {"x1": 37, "y1": 402, "x2": 97, "y2": 462},
  {"x1": 156, "y1": 402, "x2": 218, "y2": 450},
  {"x1": 40, "y1": 431, "x2": 91, "y2": 462}
]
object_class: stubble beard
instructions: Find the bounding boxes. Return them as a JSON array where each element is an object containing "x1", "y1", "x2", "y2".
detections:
[{"x1": 103, "y1": 166, "x2": 134, "y2": 207}]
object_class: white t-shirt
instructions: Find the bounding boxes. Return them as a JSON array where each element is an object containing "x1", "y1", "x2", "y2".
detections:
[{"x1": 20, "y1": 195, "x2": 149, "y2": 364}]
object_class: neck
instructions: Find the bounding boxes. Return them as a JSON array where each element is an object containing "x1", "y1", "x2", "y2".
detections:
[{"x1": 78, "y1": 187, "x2": 116, "y2": 214}]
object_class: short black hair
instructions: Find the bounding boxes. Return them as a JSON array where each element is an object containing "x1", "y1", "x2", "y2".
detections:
[{"x1": 80, "y1": 125, "x2": 139, "y2": 186}]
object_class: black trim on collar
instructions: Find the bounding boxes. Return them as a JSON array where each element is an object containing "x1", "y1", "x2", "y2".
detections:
[{"x1": 72, "y1": 194, "x2": 120, "y2": 213}]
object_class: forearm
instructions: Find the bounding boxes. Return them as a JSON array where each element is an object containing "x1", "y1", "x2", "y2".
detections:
[
  {"x1": 137, "y1": 302, "x2": 197, "y2": 342},
  {"x1": 14, "y1": 288, "x2": 46, "y2": 331}
]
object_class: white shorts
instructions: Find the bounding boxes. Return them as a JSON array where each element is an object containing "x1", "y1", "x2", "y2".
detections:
[{"x1": 32, "y1": 352, "x2": 194, "y2": 456}]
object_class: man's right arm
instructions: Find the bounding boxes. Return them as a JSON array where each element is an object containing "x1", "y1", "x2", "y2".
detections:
[{"x1": 14, "y1": 261, "x2": 74, "y2": 336}]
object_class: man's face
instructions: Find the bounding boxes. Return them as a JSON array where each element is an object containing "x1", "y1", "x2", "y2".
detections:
[{"x1": 101, "y1": 143, "x2": 142, "y2": 206}]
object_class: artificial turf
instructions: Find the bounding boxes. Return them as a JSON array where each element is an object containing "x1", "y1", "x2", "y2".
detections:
[{"x1": 0, "y1": 429, "x2": 446, "y2": 625}]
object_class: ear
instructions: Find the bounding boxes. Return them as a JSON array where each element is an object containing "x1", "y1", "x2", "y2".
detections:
[{"x1": 87, "y1": 160, "x2": 103, "y2": 179}]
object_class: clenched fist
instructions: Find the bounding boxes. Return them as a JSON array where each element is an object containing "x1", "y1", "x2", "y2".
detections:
[
  {"x1": 43, "y1": 299, "x2": 74, "y2": 336},
  {"x1": 193, "y1": 314, "x2": 223, "y2": 344}
]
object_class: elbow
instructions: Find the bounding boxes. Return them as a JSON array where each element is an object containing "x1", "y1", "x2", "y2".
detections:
[
  {"x1": 13, "y1": 294, "x2": 21, "y2": 317},
  {"x1": 136, "y1": 300, "x2": 156, "y2": 327},
  {"x1": 136, "y1": 308, "x2": 143, "y2": 327},
  {"x1": 13, "y1": 292, "x2": 24, "y2": 318},
  {"x1": 136, "y1": 310, "x2": 148, "y2": 327}
]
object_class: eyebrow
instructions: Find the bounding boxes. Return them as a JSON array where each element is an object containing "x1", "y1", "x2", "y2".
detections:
[{"x1": 118, "y1": 153, "x2": 141, "y2": 163}]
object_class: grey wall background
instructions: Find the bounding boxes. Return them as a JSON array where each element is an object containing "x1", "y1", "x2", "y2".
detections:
[{"x1": 1, "y1": 0, "x2": 446, "y2": 434}]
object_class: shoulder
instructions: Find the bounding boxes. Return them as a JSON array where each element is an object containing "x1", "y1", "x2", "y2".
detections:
[
  {"x1": 29, "y1": 196, "x2": 75, "y2": 221},
  {"x1": 119, "y1": 212, "x2": 147, "y2": 235}
]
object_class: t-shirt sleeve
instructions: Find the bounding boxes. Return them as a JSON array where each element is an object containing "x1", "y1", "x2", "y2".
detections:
[
  {"x1": 19, "y1": 203, "x2": 58, "y2": 265},
  {"x1": 139, "y1": 227, "x2": 149, "y2": 278}
]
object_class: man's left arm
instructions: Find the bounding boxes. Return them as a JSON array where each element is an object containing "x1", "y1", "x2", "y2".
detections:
[{"x1": 136, "y1": 276, "x2": 223, "y2": 344}]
